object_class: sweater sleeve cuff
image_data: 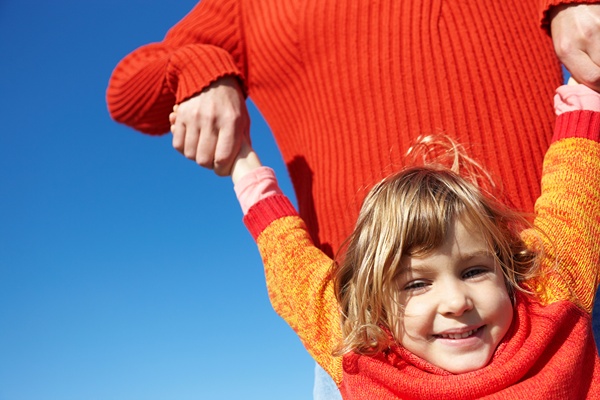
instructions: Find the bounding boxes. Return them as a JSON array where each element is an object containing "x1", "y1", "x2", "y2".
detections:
[
  {"x1": 234, "y1": 167, "x2": 283, "y2": 215},
  {"x1": 167, "y1": 44, "x2": 247, "y2": 103},
  {"x1": 553, "y1": 110, "x2": 600, "y2": 143},
  {"x1": 243, "y1": 195, "x2": 298, "y2": 240},
  {"x1": 554, "y1": 84, "x2": 600, "y2": 115},
  {"x1": 539, "y1": 0, "x2": 594, "y2": 33}
]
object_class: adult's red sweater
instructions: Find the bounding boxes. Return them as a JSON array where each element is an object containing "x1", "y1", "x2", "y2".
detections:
[{"x1": 107, "y1": 0, "x2": 581, "y2": 255}]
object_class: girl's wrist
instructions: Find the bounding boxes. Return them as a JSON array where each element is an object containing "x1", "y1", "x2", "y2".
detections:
[
  {"x1": 555, "y1": 83, "x2": 600, "y2": 115},
  {"x1": 234, "y1": 166, "x2": 282, "y2": 215},
  {"x1": 231, "y1": 145, "x2": 262, "y2": 184}
]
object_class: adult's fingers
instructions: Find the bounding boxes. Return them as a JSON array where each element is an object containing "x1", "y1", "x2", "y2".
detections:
[
  {"x1": 195, "y1": 121, "x2": 218, "y2": 169},
  {"x1": 171, "y1": 117, "x2": 186, "y2": 153},
  {"x1": 562, "y1": 52, "x2": 600, "y2": 92},
  {"x1": 182, "y1": 119, "x2": 201, "y2": 161},
  {"x1": 212, "y1": 122, "x2": 246, "y2": 176},
  {"x1": 169, "y1": 76, "x2": 249, "y2": 173}
]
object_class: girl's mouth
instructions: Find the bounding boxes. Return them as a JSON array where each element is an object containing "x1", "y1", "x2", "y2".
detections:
[{"x1": 433, "y1": 326, "x2": 483, "y2": 339}]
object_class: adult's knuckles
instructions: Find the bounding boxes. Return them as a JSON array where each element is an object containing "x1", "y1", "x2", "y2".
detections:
[
  {"x1": 553, "y1": 36, "x2": 576, "y2": 59},
  {"x1": 197, "y1": 111, "x2": 220, "y2": 126},
  {"x1": 582, "y1": 70, "x2": 600, "y2": 88},
  {"x1": 212, "y1": 163, "x2": 232, "y2": 177},
  {"x1": 219, "y1": 108, "x2": 243, "y2": 122},
  {"x1": 213, "y1": 154, "x2": 235, "y2": 175},
  {"x1": 196, "y1": 154, "x2": 213, "y2": 167}
]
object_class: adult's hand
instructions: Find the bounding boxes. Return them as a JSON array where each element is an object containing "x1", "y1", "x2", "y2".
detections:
[
  {"x1": 550, "y1": 3, "x2": 600, "y2": 92},
  {"x1": 170, "y1": 76, "x2": 250, "y2": 176}
]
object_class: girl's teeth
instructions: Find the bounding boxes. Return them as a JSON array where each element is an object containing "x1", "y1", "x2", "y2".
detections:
[{"x1": 440, "y1": 329, "x2": 475, "y2": 339}]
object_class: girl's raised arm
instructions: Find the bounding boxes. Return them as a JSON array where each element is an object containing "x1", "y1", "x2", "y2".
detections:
[{"x1": 523, "y1": 82, "x2": 600, "y2": 313}]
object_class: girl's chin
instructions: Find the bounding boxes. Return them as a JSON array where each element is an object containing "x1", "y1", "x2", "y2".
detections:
[
  {"x1": 433, "y1": 352, "x2": 493, "y2": 374},
  {"x1": 442, "y1": 361, "x2": 487, "y2": 374}
]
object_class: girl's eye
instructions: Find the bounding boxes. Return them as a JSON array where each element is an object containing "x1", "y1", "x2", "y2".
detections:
[
  {"x1": 463, "y1": 267, "x2": 487, "y2": 279},
  {"x1": 403, "y1": 280, "x2": 429, "y2": 291}
]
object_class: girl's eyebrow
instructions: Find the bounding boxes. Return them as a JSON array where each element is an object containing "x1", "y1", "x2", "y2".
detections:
[
  {"x1": 461, "y1": 250, "x2": 495, "y2": 261},
  {"x1": 401, "y1": 250, "x2": 495, "y2": 273}
]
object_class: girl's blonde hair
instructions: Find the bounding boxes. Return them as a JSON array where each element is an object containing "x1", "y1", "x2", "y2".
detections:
[{"x1": 333, "y1": 136, "x2": 540, "y2": 356}]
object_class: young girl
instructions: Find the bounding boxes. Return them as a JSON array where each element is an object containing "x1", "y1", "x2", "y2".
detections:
[{"x1": 197, "y1": 81, "x2": 600, "y2": 398}]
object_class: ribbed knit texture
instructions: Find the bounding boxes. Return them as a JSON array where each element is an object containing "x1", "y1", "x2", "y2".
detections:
[
  {"x1": 246, "y1": 110, "x2": 600, "y2": 399},
  {"x1": 106, "y1": 0, "x2": 580, "y2": 256},
  {"x1": 243, "y1": 194, "x2": 296, "y2": 240},
  {"x1": 553, "y1": 111, "x2": 600, "y2": 142}
]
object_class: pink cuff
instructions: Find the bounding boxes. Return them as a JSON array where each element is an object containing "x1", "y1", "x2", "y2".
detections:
[
  {"x1": 234, "y1": 167, "x2": 282, "y2": 215},
  {"x1": 555, "y1": 84, "x2": 600, "y2": 115}
]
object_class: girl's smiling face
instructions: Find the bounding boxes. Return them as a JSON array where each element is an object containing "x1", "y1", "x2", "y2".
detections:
[{"x1": 392, "y1": 218, "x2": 514, "y2": 374}]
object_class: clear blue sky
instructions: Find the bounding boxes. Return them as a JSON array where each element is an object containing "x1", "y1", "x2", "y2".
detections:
[
  {"x1": 0, "y1": 1, "x2": 314, "y2": 399},
  {"x1": 0, "y1": 2, "x2": 580, "y2": 400}
]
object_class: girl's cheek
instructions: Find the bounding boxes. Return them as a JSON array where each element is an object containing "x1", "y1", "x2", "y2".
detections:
[
  {"x1": 389, "y1": 293, "x2": 434, "y2": 339},
  {"x1": 402, "y1": 295, "x2": 434, "y2": 318},
  {"x1": 398, "y1": 300, "x2": 434, "y2": 334}
]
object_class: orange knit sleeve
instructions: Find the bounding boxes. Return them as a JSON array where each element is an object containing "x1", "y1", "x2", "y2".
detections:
[
  {"x1": 254, "y1": 214, "x2": 344, "y2": 385},
  {"x1": 106, "y1": 0, "x2": 246, "y2": 135},
  {"x1": 523, "y1": 137, "x2": 600, "y2": 313}
]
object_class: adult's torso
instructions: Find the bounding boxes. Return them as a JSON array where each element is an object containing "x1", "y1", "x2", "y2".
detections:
[{"x1": 240, "y1": 0, "x2": 561, "y2": 254}]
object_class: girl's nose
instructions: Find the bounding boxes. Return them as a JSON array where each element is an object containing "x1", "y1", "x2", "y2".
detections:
[{"x1": 438, "y1": 283, "x2": 474, "y2": 316}]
